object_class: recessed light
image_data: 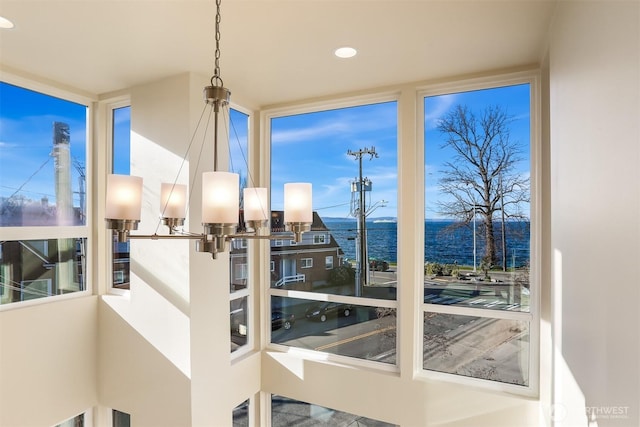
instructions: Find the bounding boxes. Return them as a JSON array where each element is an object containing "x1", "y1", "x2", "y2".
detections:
[
  {"x1": 334, "y1": 47, "x2": 357, "y2": 59},
  {"x1": 0, "y1": 16, "x2": 14, "y2": 29}
]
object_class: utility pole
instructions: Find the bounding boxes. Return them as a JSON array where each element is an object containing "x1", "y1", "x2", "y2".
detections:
[
  {"x1": 473, "y1": 199, "x2": 477, "y2": 272},
  {"x1": 51, "y1": 122, "x2": 77, "y2": 294},
  {"x1": 52, "y1": 122, "x2": 73, "y2": 225},
  {"x1": 73, "y1": 157, "x2": 86, "y2": 223},
  {"x1": 499, "y1": 174, "x2": 507, "y2": 272},
  {"x1": 348, "y1": 146, "x2": 378, "y2": 297}
]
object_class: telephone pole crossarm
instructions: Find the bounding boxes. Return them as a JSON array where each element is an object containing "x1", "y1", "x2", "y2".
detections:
[{"x1": 347, "y1": 146, "x2": 378, "y2": 296}]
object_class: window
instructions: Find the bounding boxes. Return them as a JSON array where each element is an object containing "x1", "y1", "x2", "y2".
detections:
[
  {"x1": 0, "y1": 239, "x2": 87, "y2": 304},
  {"x1": 235, "y1": 263, "x2": 248, "y2": 280},
  {"x1": 113, "y1": 270, "x2": 125, "y2": 285},
  {"x1": 229, "y1": 108, "x2": 249, "y2": 290},
  {"x1": 325, "y1": 256, "x2": 333, "y2": 269},
  {"x1": 229, "y1": 107, "x2": 252, "y2": 355},
  {"x1": 232, "y1": 399, "x2": 250, "y2": 426},
  {"x1": 268, "y1": 99, "x2": 399, "y2": 364},
  {"x1": 55, "y1": 413, "x2": 84, "y2": 427},
  {"x1": 112, "y1": 409, "x2": 131, "y2": 427},
  {"x1": 230, "y1": 296, "x2": 248, "y2": 352},
  {"x1": 422, "y1": 79, "x2": 536, "y2": 388},
  {"x1": 111, "y1": 105, "x2": 131, "y2": 290},
  {"x1": 0, "y1": 82, "x2": 88, "y2": 227},
  {"x1": 313, "y1": 234, "x2": 326, "y2": 244},
  {"x1": 0, "y1": 81, "x2": 89, "y2": 306},
  {"x1": 271, "y1": 395, "x2": 397, "y2": 426}
]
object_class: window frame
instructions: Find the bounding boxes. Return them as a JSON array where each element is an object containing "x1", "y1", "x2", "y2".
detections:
[
  {"x1": 0, "y1": 74, "x2": 94, "y2": 310},
  {"x1": 417, "y1": 70, "x2": 541, "y2": 396},
  {"x1": 260, "y1": 71, "x2": 540, "y2": 396},
  {"x1": 325, "y1": 255, "x2": 334, "y2": 270},
  {"x1": 313, "y1": 234, "x2": 327, "y2": 244},
  {"x1": 262, "y1": 92, "x2": 401, "y2": 372},
  {"x1": 228, "y1": 103, "x2": 256, "y2": 361},
  {"x1": 235, "y1": 263, "x2": 249, "y2": 280},
  {"x1": 103, "y1": 97, "x2": 132, "y2": 296}
]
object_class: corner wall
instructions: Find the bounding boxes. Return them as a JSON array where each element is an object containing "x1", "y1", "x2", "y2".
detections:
[
  {"x1": 0, "y1": 296, "x2": 98, "y2": 427},
  {"x1": 548, "y1": 2, "x2": 640, "y2": 425}
]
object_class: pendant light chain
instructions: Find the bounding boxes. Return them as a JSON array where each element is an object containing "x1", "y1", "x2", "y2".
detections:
[
  {"x1": 105, "y1": 0, "x2": 313, "y2": 254},
  {"x1": 212, "y1": 0, "x2": 223, "y2": 87}
]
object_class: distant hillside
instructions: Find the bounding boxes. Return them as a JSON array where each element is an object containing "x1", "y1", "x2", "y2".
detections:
[
  {"x1": 321, "y1": 216, "x2": 356, "y2": 222},
  {"x1": 321, "y1": 216, "x2": 399, "y2": 223}
]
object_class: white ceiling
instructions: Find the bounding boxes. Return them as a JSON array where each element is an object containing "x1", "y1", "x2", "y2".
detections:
[{"x1": 0, "y1": 0, "x2": 556, "y2": 107}]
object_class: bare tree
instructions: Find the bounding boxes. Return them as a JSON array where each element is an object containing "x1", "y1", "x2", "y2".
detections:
[{"x1": 436, "y1": 104, "x2": 529, "y2": 267}]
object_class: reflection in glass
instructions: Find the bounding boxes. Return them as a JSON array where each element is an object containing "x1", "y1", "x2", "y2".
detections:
[
  {"x1": 112, "y1": 409, "x2": 131, "y2": 427},
  {"x1": 0, "y1": 83, "x2": 88, "y2": 227},
  {"x1": 232, "y1": 399, "x2": 249, "y2": 427},
  {"x1": 271, "y1": 296, "x2": 396, "y2": 364},
  {"x1": 272, "y1": 395, "x2": 397, "y2": 427},
  {"x1": 424, "y1": 85, "x2": 531, "y2": 312},
  {"x1": 231, "y1": 296, "x2": 248, "y2": 352},
  {"x1": 268, "y1": 214, "x2": 397, "y2": 301},
  {"x1": 423, "y1": 312, "x2": 529, "y2": 386},
  {"x1": 0, "y1": 239, "x2": 86, "y2": 305},
  {"x1": 424, "y1": 266, "x2": 530, "y2": 312},
  {"x1": 270, "y1": 103, "x2": 398, "y2": 301},
  {"x1": 111, "y1": 106, "x2": 131, "y2": 289},
  {"x1": 229, "y1": 108, "x2": 249, "y2": 294},
  {"x1": 55, "y1": 413, "x2": 84, "y2": 427}
]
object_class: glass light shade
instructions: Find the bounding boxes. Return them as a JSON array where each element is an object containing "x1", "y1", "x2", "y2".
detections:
[
  {"x1": 284, "y1": 183, "x2": 312, "y2": 223},
  {"x1": 243, "y1": 187, "x2": 269, "y2": 221},
  {"x1": 202, "y1": 171, "x2": 240, "y2": 224},
  {"x1": 105, "y1": 174, "x2": 143, "y2": 220},
  {"x1": 160, "y1": 183, "x2": 187, "y2": 219}
]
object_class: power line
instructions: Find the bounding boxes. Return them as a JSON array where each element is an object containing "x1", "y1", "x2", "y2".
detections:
[{"x1": 5, "y1": 157, "x2": 51, "y2": 201}]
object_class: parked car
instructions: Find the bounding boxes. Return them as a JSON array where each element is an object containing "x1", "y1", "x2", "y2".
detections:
[
  {"x1": 369, "y1": 258, "x2": 389, "y2": 271},
  {"x1": 305, "y1": 302, "x2": 353, "y2": 322},
  {"x1": 272, "y1": 310, "x2": 295, "y2": 331}
]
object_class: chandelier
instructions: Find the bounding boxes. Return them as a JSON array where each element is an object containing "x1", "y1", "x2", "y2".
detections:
[{"x1": 105, "y1": 0, "x2": 312, "y2": 257}]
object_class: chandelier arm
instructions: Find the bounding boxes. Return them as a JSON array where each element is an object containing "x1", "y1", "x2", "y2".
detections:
[
  {"x1": 127, "y1": 234, "x2": 205, "y2": 240},
  {"x1": 153, "y1": 101, "x2": 211, "y2": 238},
  {"x1": 226, "y1": 233, "x2": 300, "y2": 241},
  {"x1": 190, "y1": 105, "x2": 214, "y2": 202},
  {"x1": 183, "y1": 102, "x2": 211, "y2": 222}
]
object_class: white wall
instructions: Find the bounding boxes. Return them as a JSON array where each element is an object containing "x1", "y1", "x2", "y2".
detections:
[
  {"x1": 97, "y1": 73, "x2": 198, "y2": 427},
  {"x1": 549, "y1": 2, "x2": 640, "y2": 426},
  {"x1": 97, "y1": 73, "x2": 262, "y2": 426},
  {"x1": 98, "y1": 297, "x2": 191, "y2": 427},
  {"x1": 0, "y1": 296, "x2": 98, "y2": 427}
]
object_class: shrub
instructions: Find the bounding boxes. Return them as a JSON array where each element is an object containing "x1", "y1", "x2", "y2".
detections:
[
  {"x1": 425, "y1": 262, "x2": 443, "y2": 276},
  {"x1": 329, "y1": 265, "x2": 356, "y2": 286}
]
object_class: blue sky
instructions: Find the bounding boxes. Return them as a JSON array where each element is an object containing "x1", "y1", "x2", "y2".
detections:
[
  {"x1": 0, "y1": 82, "x2": 87, "y2": 206},
  {"x1": 270, "y1": 102, "x2": 398, "y2": 219},
  {"x1": 425, "y1": 84, "x2": 531, "y2": 219},
  {"x1": 270, "y1": 83, "x2": 530, "y2": 219},
  {"x1": 1, "y1": 82, "x2": 530, "y2": 221}
]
